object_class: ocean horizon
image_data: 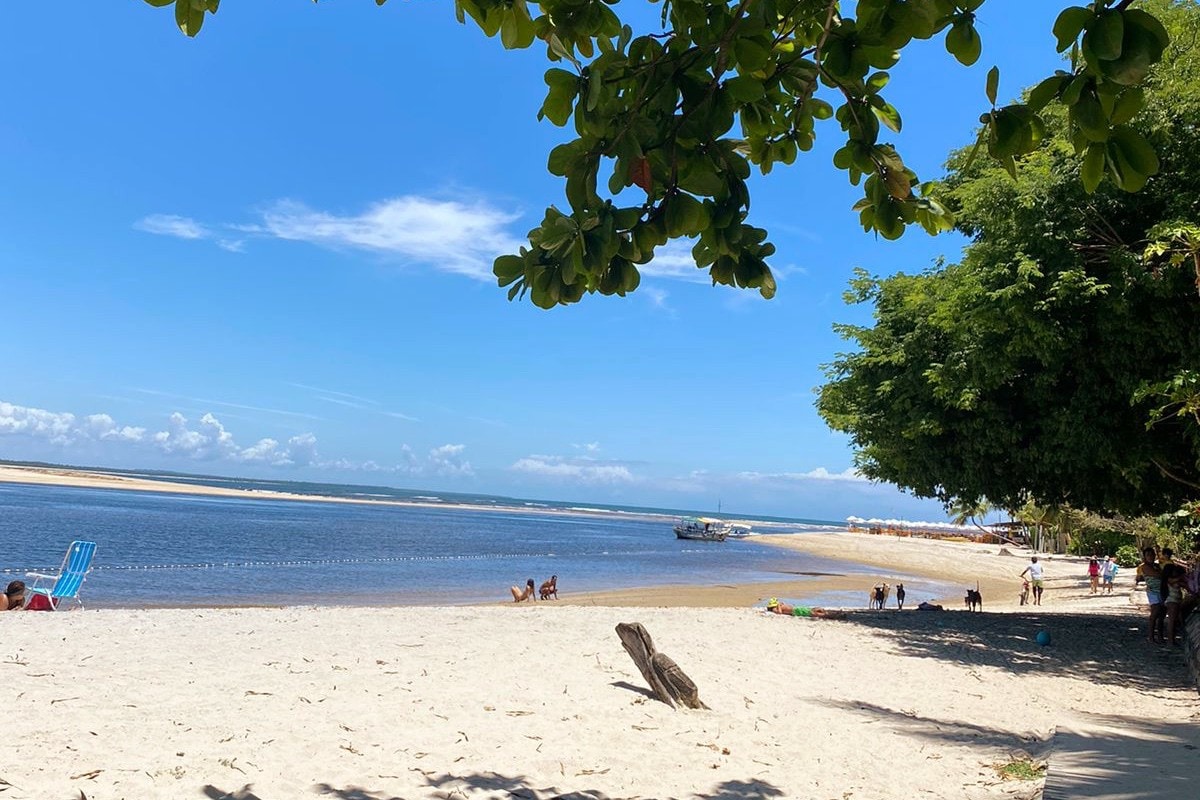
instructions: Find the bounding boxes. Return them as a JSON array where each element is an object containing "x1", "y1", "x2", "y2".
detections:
[{"x1": 0, "y1": 474, "x2": 952, "y2": 608}]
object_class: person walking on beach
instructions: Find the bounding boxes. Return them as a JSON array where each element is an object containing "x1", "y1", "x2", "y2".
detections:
[
  {"x1": 1020, "y1": 557, "x2": 1045, "y2": 605},
  {"x1": 1101, "y1": 556, "x2": 1117, "y2": 594},
  {"x1": 1134, "y1": 547, "x2": 1165, "y2": 643},
  {"x1": 1087, "y1": 558, "x2": 1101, "y2": 594},
  {"x1": 2, "y1": 580, "x2": 25, "y2": 611}
]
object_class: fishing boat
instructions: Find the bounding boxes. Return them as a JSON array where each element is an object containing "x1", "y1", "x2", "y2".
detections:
[{"x1": 673, "y1": 516, "x2": 729, "y2": 542}]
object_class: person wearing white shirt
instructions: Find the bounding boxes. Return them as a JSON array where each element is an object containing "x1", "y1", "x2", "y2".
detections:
[{"x1": 1020, "y1": 556, "x2": 1045, "y2": 605}]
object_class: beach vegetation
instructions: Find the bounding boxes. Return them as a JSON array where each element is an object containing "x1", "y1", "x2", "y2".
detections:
[
  {"x1": 1114, "y1": 543, "x2": 1141, "y2": 566},
  {"x1": 992, "y1": 757, "x2": 1046, "y2": 781},
  {"x1": 817, "y1": 0, "x2": 1200, "y2": 517},
  {"x1": 139, "y1": 0, "x2": 1172, "y2": 307}
]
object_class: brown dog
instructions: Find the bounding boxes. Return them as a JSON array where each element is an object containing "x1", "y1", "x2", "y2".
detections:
[
  {"x1": 868, "y1": 583, "x2": 891, "y2": 610},
  {"x1": 965, "y1": 586, "x2": 983, "y2": 612},
  {"x1": 539, "y1": 575, "x2": 558, "y2": 600}
]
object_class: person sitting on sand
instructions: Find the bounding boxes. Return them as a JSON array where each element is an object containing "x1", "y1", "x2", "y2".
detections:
[
  {"x1": 510, "y1": 578, "x2": 536, "y2": 603},
  {"x1": 764, "y1": 598, "x2": 845, "y2": 619},
  {"x1": 2, "y1": 580, "x2": 25, "y2": 611}
]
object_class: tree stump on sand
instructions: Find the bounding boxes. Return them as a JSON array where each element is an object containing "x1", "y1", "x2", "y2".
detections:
[{"x1": 615, "y1": 622, "x2": 708, "y2": 710}]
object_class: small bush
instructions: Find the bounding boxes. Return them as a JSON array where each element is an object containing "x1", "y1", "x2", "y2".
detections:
[
  {"x1": 1115, "y1": 544, "x2": 1141, "y2": 567},
  {"x1": 993, "y1": 758, "x2": 1046, "y2": 781}
]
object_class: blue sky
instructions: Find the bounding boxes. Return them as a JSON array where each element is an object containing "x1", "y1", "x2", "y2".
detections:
[{"x1": 0, "y1": 1, "x2": 1064, "y2": 520}]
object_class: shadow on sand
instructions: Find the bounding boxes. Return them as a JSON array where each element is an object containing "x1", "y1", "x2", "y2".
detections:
[
  {"x1": 835, "y1": 608, "x2": 1192, "y2": 693},
  {"x1": 204, "y1": 775, "x2": 786, "y2": 800}
]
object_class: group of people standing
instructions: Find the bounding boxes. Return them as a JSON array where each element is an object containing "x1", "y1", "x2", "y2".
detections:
[
  {"x1": 1136, "y1": 547, "x2": 1192, "y2": 647},
  {"x1": 1086, "y1": 556, "x2": 1119, "y2": 595}
]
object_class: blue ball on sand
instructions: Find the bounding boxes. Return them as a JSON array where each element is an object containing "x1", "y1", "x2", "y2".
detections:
[{"x1": 1036, "y1": 630, "x2": 1051, "y2": 646}]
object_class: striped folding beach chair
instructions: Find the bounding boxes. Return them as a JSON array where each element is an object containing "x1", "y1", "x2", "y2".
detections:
[{"x1": 25, "y1": 541, "x2": 97, "y2": 611}]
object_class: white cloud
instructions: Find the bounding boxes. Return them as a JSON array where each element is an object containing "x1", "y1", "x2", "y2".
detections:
[
  {"x1": 320, "y1": 442, "x2": 470, "y2": 476},
  {"x1": 571, "y1": 442, "x2": 601, "y2": 453},
  {"x1": 0, "y1": 399, "x2": 476, "y2": 479},
  {"x1": 132, "y1": 196, "x2": 741, "y2": 286},
  {"x1": 135, "y1": 214, "x2": 209, "y2": 240},
  {"x1": 511, "y1": 454, "x2": 634, "y2": 484},
  {"x1": 641, "y1": 287, "x2": 672, "y2": 311},
  {"x1": 287, "y1": 383, "x2": 378, "y2": 405},
  {"x1": 428, "y1": 443, "x2": 473, "y2": 476},
  {"x1": 636, "y1": 241, "x2": 710, "y2": 283},
  {"x1": 0, "y1": 401, "x2": 76, "y2": 444},
  {"x1": 256, "y1": 197, "x2": 523, "y2": 281},
  {"x1": 82, "y1": 413, "x2": 146, "y2": 443},
  {"x1": 734, "y1": 467, "x2": 870, "y2": 484}
]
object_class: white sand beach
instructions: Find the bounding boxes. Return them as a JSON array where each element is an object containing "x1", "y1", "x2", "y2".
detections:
[{"x1": 4, "y1": 597, "x2": 1196, "y2": 800}]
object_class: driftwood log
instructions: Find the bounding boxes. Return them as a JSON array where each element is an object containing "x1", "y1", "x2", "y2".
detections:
[{"x1": 615, "y1": 622, "x2": 708, "y2": 710}]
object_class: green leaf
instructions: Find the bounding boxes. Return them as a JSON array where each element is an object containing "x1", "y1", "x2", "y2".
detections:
[
  {"x1": 1052, "y1": 6, "x2": 1093, "y2": 53},
  {"x1": 540, "y1": 69, "x2": 578, "y2": 127},
  {"x1": 1070, "y1": 94, "x2": 1109, "y2": 142},
  {"x1": 734, "y1": 38, "x2": 770, "y2": 72},
  {"x1": 144, "y1": 0, "x2": 175, "y2": 7},
  {"x1": 175, "y1": 0, "x2": 205, "y2": 36},
  {"x1": 1084, "y1": 10, "x2": 1124, "y2": 62},
  {"x1": 1080, "y1": 142, "x2": 1105, "y2": 193},
  {"x1": 1111, "y1": 125, "x2": 1159, "y2": 177},
  {"x1": 985, "y1": 66, "x2": 999, "y2": 106},
  {"x1": 1060, "y1": 75, "x2": 1089, "y2": 106},
  {"x1": 494, "y1": 254, "x2": 525, "y2": 284},
  {"x1": 725, "y1": 76, "x2": 765, "y2": 102},
  {"x1": 1099, "y1": 10, "x2": 1170, "y2": 86},
  {"x1": 945, "y1": 20, "x2": 981, "y2": 67},
  {"x1": 546, "y1": 141, "x2": 583, "y2": 176},
  {"x1": 1124, "y1": 8, "x2": 1171, "y2": 52},
  {"x1": 872, "y1": 102, "x2": 902, "y2": 133},
  {"x1": 1027, "y1": 75, "x2": 1067, "y2": 111},
  {"x1": 1110, "y1": 87, "x2": 1145, "y2": 126}
]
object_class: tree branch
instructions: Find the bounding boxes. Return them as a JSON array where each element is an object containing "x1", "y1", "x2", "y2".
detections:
[{"x1": 1150, "y1": 457, "x2": 1200, "y2": 491}]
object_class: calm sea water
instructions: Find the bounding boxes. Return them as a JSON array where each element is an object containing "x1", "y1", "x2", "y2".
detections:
[{"x1": 0, "y1": 482, "x2": 949, "y2": 608}]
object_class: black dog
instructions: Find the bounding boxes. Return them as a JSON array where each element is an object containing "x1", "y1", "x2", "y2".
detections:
[
  {"x1": 965, "y1": 587, "x2": 983, "y2": 612},
  {"x1": 895, "y1": 583, "x2": 906, "y2": 610}
]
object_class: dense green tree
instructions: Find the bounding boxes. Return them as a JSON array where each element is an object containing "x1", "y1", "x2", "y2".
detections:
[
  {"x1": 817, "y1": 0, "x2": 1199, "y2": 515},
  {"x1": 146, "y1": 0, "x2": 1170, "y2": 307}
]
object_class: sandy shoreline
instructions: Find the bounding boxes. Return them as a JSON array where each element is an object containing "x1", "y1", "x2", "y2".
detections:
[
  {"x1": 0, "y1": 464, "x2": 683, "y2": 523},
  {"x1": 5, "y1": 463, "x2": 1105, "y2": 611},
  {"x1": 6, "y1": 465, "x2": 1197, "y2": 798}
]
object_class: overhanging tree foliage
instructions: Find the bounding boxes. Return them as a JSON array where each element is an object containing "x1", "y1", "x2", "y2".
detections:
[
  {"x1": 147, "y1": 0, "x2": 1169, "y2": 307},
  {"x1": 816, "y1": 0, "x2": 1200, "y2": 515}
]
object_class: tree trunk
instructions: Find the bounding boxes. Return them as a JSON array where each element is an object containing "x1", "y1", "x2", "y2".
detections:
[{"x1": 615, "y1": 622, "x2": 708, "y2": 710}]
